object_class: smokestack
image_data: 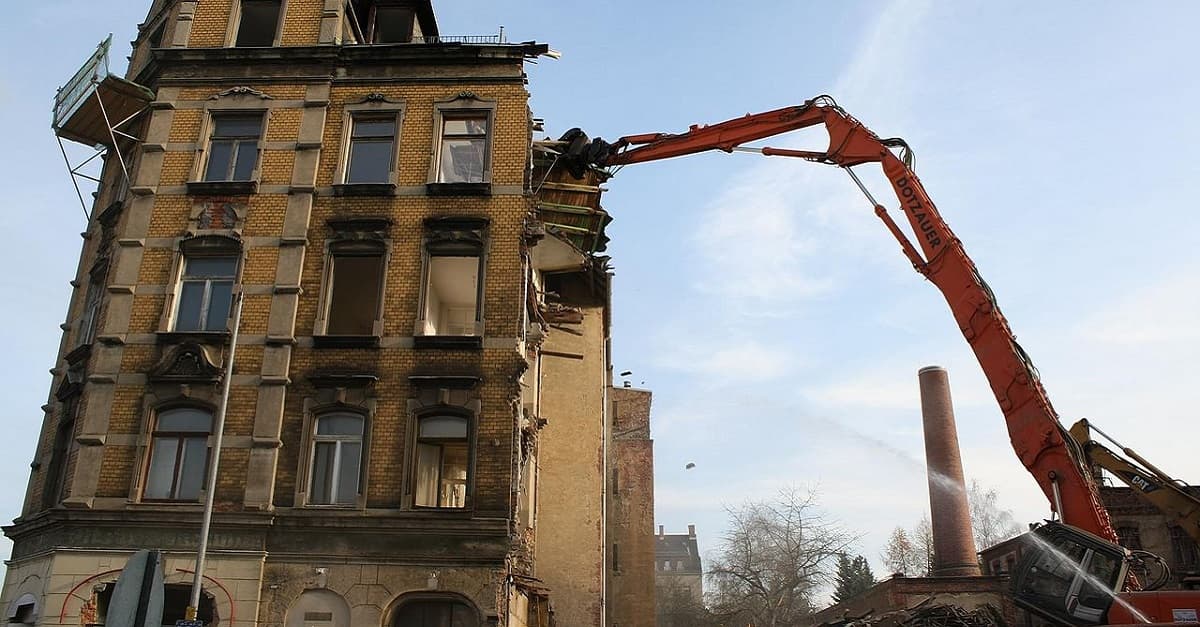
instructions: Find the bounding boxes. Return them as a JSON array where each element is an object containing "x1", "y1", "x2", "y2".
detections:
[
  {"x1": 658, "y1": 525, "x2": 664, "y2": 538},
  {"x1": 918, "y1": 366, "x2": 980, "y2": 577},
  {"x1": 687, "y1": 524, "x2": 696, "y2": 538}
]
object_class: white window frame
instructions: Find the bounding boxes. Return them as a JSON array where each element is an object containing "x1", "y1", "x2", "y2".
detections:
[
  {"x1": 315, "y1": 239, "x2": 389, "y2": 337},
  {"x1": 412, "y1": 413, "x2": 472, "y2": 509},
  {"x1": 307, "y1": 413, "x2": 365, "y2": 506}
]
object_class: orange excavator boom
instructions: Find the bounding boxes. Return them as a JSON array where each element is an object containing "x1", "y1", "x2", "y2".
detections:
[{"x1": 603, "y1": 95, "x2": 1118, "y2": 545}]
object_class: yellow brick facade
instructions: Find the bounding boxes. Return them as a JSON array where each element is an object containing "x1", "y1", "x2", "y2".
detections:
[{"x1": 3, "y1": 2, "x2": 618, "y2": 626}]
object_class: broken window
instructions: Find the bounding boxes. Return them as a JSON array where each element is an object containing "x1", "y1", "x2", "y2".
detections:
[
  {"x1": 174, "y1": 255, "x2": 237, "y2": 332},
  {"x1": 321, "y1": 242, "x2": 386, "y2": 336},
  {"x1": 203, "y1": 114, "x2": 263, "y2": 182},
  {"x1": 436, "y1": 113, "x2": 489, "y2": 183},
  {"x1": 345, "y1": 115, "x2": 397, "y2": 184},
  {"x1": 1170, "y1": 526, "x2": 1200, "y2": 569},
  {"x1": 308, "y1": 413, "x2": 363, "y2": 506},
  {"x1": 420, "y1": 256, "x2": 479, "y2": 336},
  {"x1": 144, "y1": 407, "x2": 211, "y2": 501},
  {"x1": 392, "y1": 599, "x2": 478, "y2": 627},
  {"x1": 414, "y1": 414, "x2": 469, "y2": 508},
  {"x1": 417, "y1": 219, "x2": 485, "y2": 337},
  {"x1": 369, "y1": 4, "x2": 415, "y2": 43},
  {"x1": 234, "y1": 0, "x2": 282, "y2": 47}
]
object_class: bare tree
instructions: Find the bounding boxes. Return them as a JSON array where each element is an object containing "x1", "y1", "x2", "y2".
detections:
[
  {"x1": 881, "y1": 526, "x2": 925, "y2": 576},
  {"x1": 967, "y1": 479, "x2": 1022, "y2": 550},
  {"x1": 707, "y1": 487, "x2": 855, "y2": 627},
  {"x1": 913, "y1": 514, "x2": 935, "y2": 576}
]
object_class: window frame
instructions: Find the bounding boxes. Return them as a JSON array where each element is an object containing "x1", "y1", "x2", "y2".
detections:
[
  {"x1": 314, "y1": 239, "x2": 389, "y2": 345},
  {"x1": 367, "y1": 2, "x2": 416, "y2": 44},
  {"x1": 141, "y1": 406, "x2": 214, "y2": 502},
  {"x1": 229, "y1": 0, "x2": 286, "y2": 48},
  {"x1": 426, "y1": 96, "x2": 496, "y2": 195},
  {"x1": 411, "y1": 410, "x2": 474, "y2": 510},
  {"x1": 333, "y1": 102, "x2": 405, "y2": 195},
  {"x1": 414, "y1": 218, "x2": 488, "y2": 345},
  {"x1": 306, "y1": 412, "x2": 366, "y2": 507},
  {"x1": 201, "y1": 112, "x2": 266, "y2": 183},
  {"x1": 171, "y1": 253, "x2": 241, "y2": 334}
]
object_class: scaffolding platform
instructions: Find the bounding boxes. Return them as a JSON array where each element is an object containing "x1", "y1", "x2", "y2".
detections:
[{"x1": 52, "y1": 36, "x2": 155, "y2": 218}]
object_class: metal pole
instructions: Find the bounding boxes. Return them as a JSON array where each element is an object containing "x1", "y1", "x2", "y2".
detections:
[{"x1": 187, "y1": 290, "x2": 244, "y2": 620}]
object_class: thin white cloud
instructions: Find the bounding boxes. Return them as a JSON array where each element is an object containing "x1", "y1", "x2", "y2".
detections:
[{"x1": 653, "y1": 336, "x2": 794, "y2": 381}]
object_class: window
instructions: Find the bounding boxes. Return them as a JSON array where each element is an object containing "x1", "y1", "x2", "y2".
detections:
[
  {"x1": 420, "y1": 256, "x2": 479, "y2": 336},
  {"x1": 203, "y1": 114, "x2": 263, "y2": 182},
  {"x1": 1170, "y1": 526, "x2": 1199, "y2": 569},
  {"x1": 435, "y1": 114, "x2": 489, "y2": 183},
  {"x1": 369, "y1": 4, "x2": 415, "y2": 43},
  {"x1": 414, "y1": 414, "x2": 469, "y2": 508},
  {"x1": 42, "y1": 398, "x2": 79, "y2": 508},
  {"x1": 144, "y1": 407, "x2": 212, "y2": 501},
  {"x1": 345, "y1": 116, "x2": 397, "y2": 184},
  {"x1": 174, "y1": 255, "x2": 237, "y2": 332},
  {"x1": 234, "y1": 0, "x2": 282, "y2": 47},
  {"x1": 78, "y1": 269, "x2": 106, "y2": 346},
  {"x1": 393, "y1": 600, "x2": 478, "y2": 627},
  {"x1": 321, "y1": 243, "x2": 385, "y2": 336},
  {"x1": 309, "y1": 413, "x2": 363, "y2": 505},
  {"x1": 1116, "y1": 525, "x2": 1142, "y2": 551}
]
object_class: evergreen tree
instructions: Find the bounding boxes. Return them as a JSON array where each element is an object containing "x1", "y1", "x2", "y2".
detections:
[{"x1": 832, "y1": 553, "x2": 877, "y2": 603}]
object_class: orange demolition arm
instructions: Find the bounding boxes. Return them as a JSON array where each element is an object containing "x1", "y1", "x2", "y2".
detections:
[{"x1": 604, "y1": 95, "x2": 1119, "y2": 545}]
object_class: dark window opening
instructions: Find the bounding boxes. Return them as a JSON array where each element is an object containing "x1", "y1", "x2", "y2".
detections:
[
  {"x1": 324, "y1": 252, "x2": 385, "y2": 335},
  {"x1": 204, "y1": 114, "x2": 262, "y2": 182},
  {"x1": 613, "y1": 543, "x2": 620, "y2": 572},
  {"x1": 98, "y1": 582, "x2": 215, "y2": 625},
  {"x1": 345, "y1": 116, "x2": 396, "y2": 184},
  {"x1": 42, "y1": 399, "x2": 79, "y2": 508},
  {"x1": 393, "y1": 600, "x2": 478, "y2": 627},
  {"x1": 147, "y1": 22, "x2": 166, "y2": 48},
  {"x1": 235, "y1": 0, "x2": 282, "y2": 47},
  {"x1": 1171, "y1": 526, "x2": 1200, "y2": 570},
  {"x1": 371, "y1": 5, "x2": 414, "y2": 43}
]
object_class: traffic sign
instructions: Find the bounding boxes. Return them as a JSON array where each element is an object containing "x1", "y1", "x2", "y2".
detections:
[{"x1": 104, "y1": 549, "x2": 165, "y2": 627}]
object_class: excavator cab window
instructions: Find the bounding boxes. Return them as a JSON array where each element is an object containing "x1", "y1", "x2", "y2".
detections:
[{"x1": 1011, "y1": 522, "x2": 1128, "y2": 626}]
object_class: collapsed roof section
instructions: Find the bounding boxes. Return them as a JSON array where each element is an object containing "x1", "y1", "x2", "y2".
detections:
[{"x1": 532, "y1": 129, "x2": 616, "y2": 258}]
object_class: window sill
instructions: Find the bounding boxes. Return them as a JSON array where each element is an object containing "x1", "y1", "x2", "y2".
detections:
[
  {"x1": 64, "y1": 343, "x2": 93, "y2": 366},
  {"x1": 332, "y1": 183, "x2": 397, "y2": 197},
  {"x1": 187, "y1": 180, "x2": 259, "y2": 196},
  {"x1": 413, "y1": 335, "x2": 483, "y2": 350},
  {"x1": 312, "y1": 335, "x2": 381, "y2": 349},
  {"x1": 157, "y1": 330, "x2": 232, "y2": 345},
  {"x1": 425, "y1": 182, "x2": 491, "y2": 197}
]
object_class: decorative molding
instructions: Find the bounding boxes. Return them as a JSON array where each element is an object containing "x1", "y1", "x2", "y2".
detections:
[
  {"x1": 307, "y1": 371, "x2": 379, "y2": 389},
  {"x1": 354, "y1": 92, "x2": 400, "y2": 104},
  {"x1": 210, "y1": 86, "x2": 273, "y2": 100},
  {"x1": 149, "y1": 343, "x2": 223, "y2": 383},
  {"x1": 327, "y1": 217, "x2": 393, "y2": 242}
]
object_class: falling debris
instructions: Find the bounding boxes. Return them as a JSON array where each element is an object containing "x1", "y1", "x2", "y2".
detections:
[{"x1": 684, "y1": 462, "x2": 696, "y2": 470}]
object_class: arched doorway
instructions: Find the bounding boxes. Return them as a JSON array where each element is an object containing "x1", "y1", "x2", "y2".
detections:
[{"x1": 392, "y1": 598, "x2": 479, "y2": 627}]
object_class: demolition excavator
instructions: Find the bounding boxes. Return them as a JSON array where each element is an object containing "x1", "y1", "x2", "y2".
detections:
[{"x1": 576, "y1": 95, "x2": 1200, "y2": 625}]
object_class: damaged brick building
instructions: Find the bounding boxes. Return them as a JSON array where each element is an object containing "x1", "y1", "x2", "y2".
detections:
[{"x1": 3, "y1": 1, "x2": 655, "y2": 625}]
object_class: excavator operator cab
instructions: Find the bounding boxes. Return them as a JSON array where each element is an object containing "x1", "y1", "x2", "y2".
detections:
[{"x1": 1011, "y1": 522, "x2": 1130, "y2": 626}]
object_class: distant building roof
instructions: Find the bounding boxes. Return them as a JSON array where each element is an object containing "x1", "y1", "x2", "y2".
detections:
[{"x1": 655, "y1": 528, "x2": 702, "y2": 573}]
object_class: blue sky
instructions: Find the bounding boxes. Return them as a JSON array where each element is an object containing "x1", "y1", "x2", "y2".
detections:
[{"x1": 3, "y1": 0, "x2": 1200, "y2": 586}]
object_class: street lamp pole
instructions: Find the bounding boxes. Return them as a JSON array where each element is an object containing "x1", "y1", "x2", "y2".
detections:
[{"x1": 186, "y1": 290, "x2": 244, "y2": 621}]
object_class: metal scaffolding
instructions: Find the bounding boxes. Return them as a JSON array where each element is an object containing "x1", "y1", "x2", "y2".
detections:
[{"x1": 52, "y1": 35, "x2": 155, "y2": 220}]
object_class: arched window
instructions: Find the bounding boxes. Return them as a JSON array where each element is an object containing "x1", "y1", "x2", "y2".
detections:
[
  {"x1": 309, "y1": 413, "x2": 364, "y2": 505},
  {"x1": 144, "y1": 407, "x2": 212, "y2": 501},
  {"x1": 393, "y1": 599, "x2": 478, "y2": 627},
  {"x1": 414, "y1": 414, "x2": 469, "y2": 508}
]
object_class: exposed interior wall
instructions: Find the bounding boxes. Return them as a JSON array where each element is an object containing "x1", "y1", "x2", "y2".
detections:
[{"x1": 534, "y1": 294, "x2": 607, "y2": 627}]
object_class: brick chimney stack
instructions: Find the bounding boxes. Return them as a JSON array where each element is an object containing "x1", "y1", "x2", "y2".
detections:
[
  {"x1": 918, "y1": 366, "x2": 980, "y2": 577},
  {"x1": 687, "y1": 524, "x2": 696, "y2": 538},
  {"x1": 658, "y1": 525, "x2": 664, "y2": 538}
]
